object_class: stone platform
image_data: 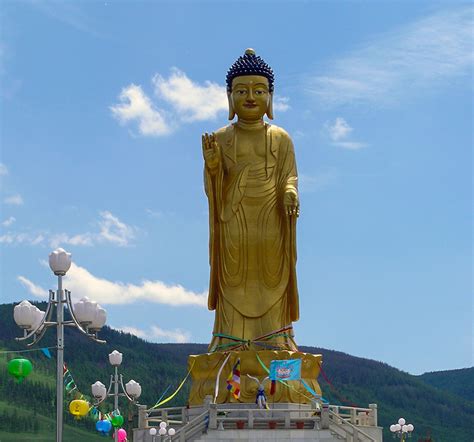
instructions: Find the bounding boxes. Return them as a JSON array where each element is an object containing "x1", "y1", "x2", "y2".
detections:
[
  {"x1": 133, "y1": 402, "x2": 383, "y2": 441},
  {"x1": 194, "y1": 428, "x2": 344, "y2": 441}
]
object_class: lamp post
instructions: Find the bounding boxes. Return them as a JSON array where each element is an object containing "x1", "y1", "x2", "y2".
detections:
[
  {"x1": 390, "y1": 417, "x2": 414, "y2": 440},
  {"x1": 13, "y1": 248, "x2": 107, "y2": 442},
  {"x1": 92, "y1": 350, "x2": 142, "y2": 442},
  {"x1": 149, "y1": 422, "x2": 176, "y2": 441}
]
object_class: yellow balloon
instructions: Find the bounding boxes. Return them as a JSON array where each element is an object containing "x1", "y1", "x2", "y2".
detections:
[{"x1": 69, "y1": 399, "x2": 89, "y2": 417}]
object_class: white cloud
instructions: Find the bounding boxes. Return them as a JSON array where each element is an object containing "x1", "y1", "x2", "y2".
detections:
[
  {"x1": 0, "y1": 233, "x2": 44, "y2": 245},
  {"x1": 49, "y1": 233, "x2": 94, "y2": 248},
  {"x1": 273, "y1": 96, "x2": 290, "y2": 112},
  {"x1": 18, "y1": 262, "x2": 207, "y2": 307},
  {"x1": 145, "y1": 208, "x2": 162, "y2": 219},
  {"x1": 153, "y1": 68, "x2": 227, "y2": 122},
  {"x1": 114, "y1": 325, "x2": 191, "y2": 343},
  {"x1": 1, "y1": 211, "x2": 135, "y2": 248},
  {"x1": 4, "y1": 194, "x2": 24, "y2": 205},
  {"x1": 299, "y1": 169, "x2": 339, "y2": 193},
  {"x1": 327, "y1": 117, "x2": 352, "y2": 141},
  {"x1": 110, "y1": 84, "x2": 171, "y2": 136},
  {"x1": 97, "y1": 211, "x2": 135, "y2": 246},
  {"x1": 325, "y1": 117, "x2": 368, "y2": 150},
  {"x1": 150, "y1": 326, "x2": 191, "y2": 343},
  {"x1": 17, "y1": 276, "x2": 48, "y2": 297},
  {"x1": 1, "y1": 216, "x2": 16, "y2": 227},
  {"x1": 49, "y1": 212, "x2": 134, "y2": 248},
  {"x1": 0, "y1": 163, "x2": 8, "y2": 176},
  {"x1": 31, "y1": 235, "x2": 45, "y2": 245},
  {"x1": 31, "y1": 0, "x2": 99, "y2": 36},
  {"x1": 334, "y1": 141, "x2": 368, "y2": 150},
  {"x1": 114, "y1": 326, "x2": 147, "y2": 339},
  {"x1": 308, "y1": 7, "x2": 473, "y2": 107},
  {"x1": 112, "y1": 69, "x2": 290, "y2": 137}
]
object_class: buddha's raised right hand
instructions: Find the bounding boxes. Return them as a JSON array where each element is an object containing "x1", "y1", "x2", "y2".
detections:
[{"x1": 202, "y1": 132, "x2": 220, "y2": 173}]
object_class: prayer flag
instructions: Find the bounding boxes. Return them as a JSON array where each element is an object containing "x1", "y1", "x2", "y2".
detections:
[
  {"x1": 40, "y1": 348, "x2": 52, "y2": 359},
  {"x1": 226, "y1": 359, "x2": 241, "y2": 399}
]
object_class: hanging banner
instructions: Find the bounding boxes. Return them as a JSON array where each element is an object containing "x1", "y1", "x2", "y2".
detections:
[
  {"x1": 269, "y1": 359, "x2": 301, "y2": 381},
  {"x1": 40, "y1": 348, "x2": 52, "y2": 359}
]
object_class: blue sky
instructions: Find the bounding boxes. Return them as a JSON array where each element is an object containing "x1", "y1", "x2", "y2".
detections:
[{"x1": 0, "y1": 1, "x2": 472, "y2": 375}]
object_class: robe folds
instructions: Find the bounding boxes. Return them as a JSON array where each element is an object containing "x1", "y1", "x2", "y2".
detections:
[{"x1": 205, "y1": 123, "x2": 299, "y2": 351}]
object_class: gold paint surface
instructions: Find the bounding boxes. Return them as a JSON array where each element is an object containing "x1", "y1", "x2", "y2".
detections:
[
  {"x1": 188, "y1": 350, "x2": 322, "y2": 405},
  {"x1": 202, "y1": 70, "x2": 300, "y2": 352},
  {"x1": 193, "y1": 52, "x2": 318, "y2": 406}
]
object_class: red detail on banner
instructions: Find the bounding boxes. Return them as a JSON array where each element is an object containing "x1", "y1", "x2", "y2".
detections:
[{"x1": 270, "y1": 380, "x2": 276, "y2": 395}]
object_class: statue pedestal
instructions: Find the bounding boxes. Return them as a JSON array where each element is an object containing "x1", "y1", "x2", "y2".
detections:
[{"x1": 187, "y1": 350, "x2": 322, "y2": 405}]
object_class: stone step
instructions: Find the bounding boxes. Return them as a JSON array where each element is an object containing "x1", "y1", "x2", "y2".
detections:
[{"x1": 194, "y1": 428, "x2": 350, "y2": 441}]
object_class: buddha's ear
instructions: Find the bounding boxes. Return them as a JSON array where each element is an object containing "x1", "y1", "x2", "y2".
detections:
[
  {"x1": 227, "y1": 93, "x2": 236, "y2": 120},
  {"x1": 266, "y1": 93, "x2": 274, "y2": 120}
]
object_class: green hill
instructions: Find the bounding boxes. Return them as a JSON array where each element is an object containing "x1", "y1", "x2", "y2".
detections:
[
  {"x1": 0, "y1": 302, "x2": 473, "y2": 441},
  {"x1": 417, "y1": 367, "x2": 474, "y2": 402}
]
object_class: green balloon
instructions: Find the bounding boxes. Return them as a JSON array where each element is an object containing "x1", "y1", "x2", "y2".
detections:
[
  {"x1": 111, "y1": 414, "x2": 124, "y2": 428},
  {"x1": 7, "y1": 358, "x2": 33, "y2": 382}
]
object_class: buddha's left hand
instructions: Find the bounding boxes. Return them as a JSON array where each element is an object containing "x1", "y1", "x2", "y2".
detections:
[{"x1": 283, "y1": 190, "x2": 300, "y2": 217}]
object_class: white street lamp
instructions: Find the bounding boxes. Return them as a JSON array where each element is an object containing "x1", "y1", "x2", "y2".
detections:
[
  {"x1": 149, "y1": 422, "x2": 175, "y2": 441},
  {"x1": 125, "y1": 379, "x2": 142, "y2": 399},
  {"x1": 13, "y1": 301, "x2": 41, "y2": 330},
  {"x1": 13, "y1": 248, "x2": 106, "y2": 442},
  {"x1": 390, "y1": 417, "x2": 414, "y2": 440},
  {"x1": 92, "y1": 351, "x2": 142, "y2": 442},
  {"x1": 49, "y1": 248, "x2": 72, "y2": 275},
  {"x1": 91, "y1": 381, "x2": 107, "y2": 401},
  {"x1": 109, "y1": 350, "x2": 123, "y2": 366},
  {"x1": 73, "y1": 297, "x2": 107, "y2": 332},
  {"x1": 149, "y1": 424, "x2": 175, "y2": 441}
]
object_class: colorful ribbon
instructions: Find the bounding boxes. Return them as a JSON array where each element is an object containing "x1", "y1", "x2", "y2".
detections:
[
  {"x1": 151, "y1": 360, "x2": 196, "y2": 409},
  {"x1": 214, "y1": 353, "x2": 231, "y2": 403},
  {"x1": 211, "y1": 325, "x2": 296, "y2": 352}
]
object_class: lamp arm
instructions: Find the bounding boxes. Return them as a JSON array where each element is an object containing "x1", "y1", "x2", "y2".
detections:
[
  {"x1": 26, "y1": 323, "x2": 50, "y2": 347},
  {"x1": 65, "y1": 290, "x2": 90, "y2": 334},
  {"x1": 16, "y1": 290, "x2": 55, "y2": 342},
  {"x1": 91, "y1": 334, "x2": 107, "y2": 344},
  {"x1": 119, "y1": 374, "x2": 135, "y2": 402},
  {"x1": 106, "y1": 374, "x2": 114, "y2": 396},
  {"x1": 65, "y1": 290, "x2": 106, "y2": 343},
  {"x1": 93, "y1": 395, "x2": 107, "y2": 406}
]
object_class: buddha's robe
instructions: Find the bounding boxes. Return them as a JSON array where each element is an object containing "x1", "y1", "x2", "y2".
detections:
[{"x1": 205, "y1": 123, "x2": 299, "y2": 351}]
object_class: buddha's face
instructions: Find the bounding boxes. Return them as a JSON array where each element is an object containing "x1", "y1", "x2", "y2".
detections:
[{"x1": 231, "y1": 75, "x2": 270, "y2": 121}]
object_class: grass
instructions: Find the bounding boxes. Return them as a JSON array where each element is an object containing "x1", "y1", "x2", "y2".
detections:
[
  {"x1": 0, "y1": 400, "x2": 107, "y2": 442},
  {"x1": 0, "y1": 347, "x2": 55, "y2": 387}
]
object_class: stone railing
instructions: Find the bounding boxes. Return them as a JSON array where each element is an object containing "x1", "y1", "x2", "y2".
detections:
[
  {"x1": 329, "y1": 403, "x2": 378, "y2": 427},
  {"x1": 134, "y1": 402, "x2": 380, "y2": 442}
]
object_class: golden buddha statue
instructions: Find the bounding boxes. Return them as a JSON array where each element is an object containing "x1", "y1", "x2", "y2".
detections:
[
  {"x1": 202, "y1": 49, "x2": 299, "y2": 352},
  {"x1": 188, "y1": 50, "x2": 322, "y2": 406}
]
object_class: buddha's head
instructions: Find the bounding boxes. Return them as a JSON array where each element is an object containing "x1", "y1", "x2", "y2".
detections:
[{"x1": 226, "y1": 49, "x2": 274, "y2": 121}]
